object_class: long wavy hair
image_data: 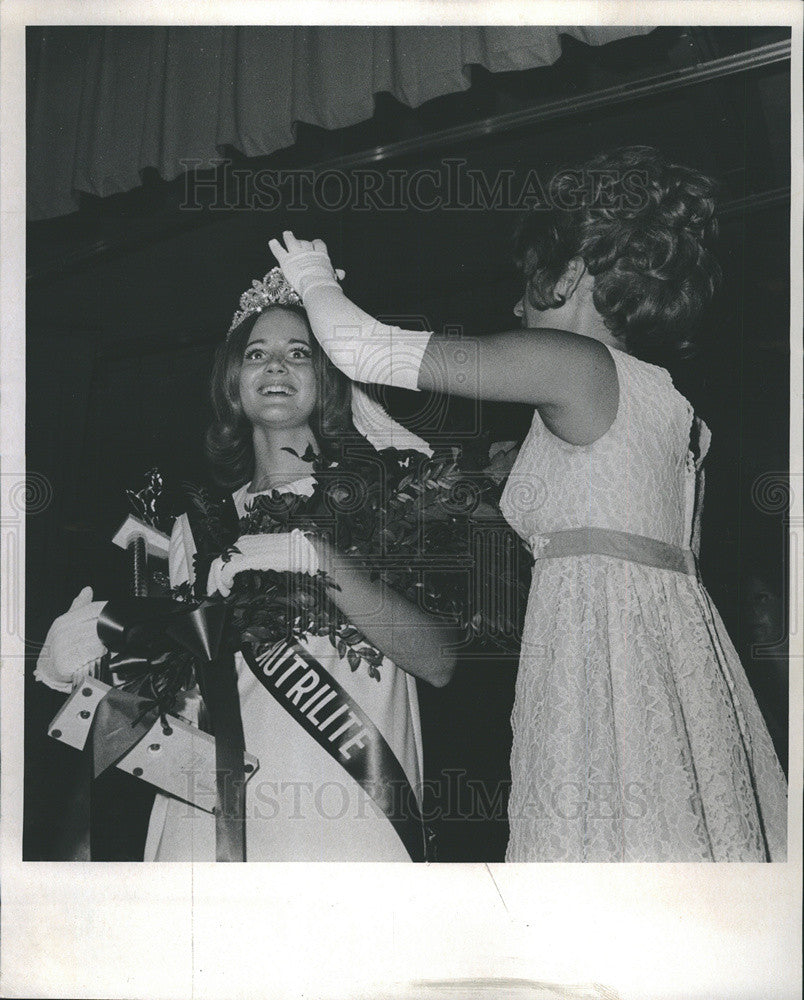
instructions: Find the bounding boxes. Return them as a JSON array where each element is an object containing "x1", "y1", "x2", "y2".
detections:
[
  {"x1": 514, "y1": 145, "x2": 721, "y2": 362},
  {"x1": 206, "y1": 305, "x2": 354, "y2": 489}
]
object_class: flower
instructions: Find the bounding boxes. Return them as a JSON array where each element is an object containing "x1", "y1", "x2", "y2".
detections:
[{"x1": 170, "y1": 440, "x2": 532, "y2": 681}]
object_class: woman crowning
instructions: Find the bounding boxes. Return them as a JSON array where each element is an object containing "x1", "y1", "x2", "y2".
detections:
[{"x1": 269, "y1": 146, "x2": 787, "y2": 863}]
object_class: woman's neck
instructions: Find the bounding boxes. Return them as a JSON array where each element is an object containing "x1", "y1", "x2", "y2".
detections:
[
  {"x1": 539, "y1": 272, "x2": 626, "y2": 352},
  {"x1": 249, "y1": 424, "x2": 318, "y2": 493}
]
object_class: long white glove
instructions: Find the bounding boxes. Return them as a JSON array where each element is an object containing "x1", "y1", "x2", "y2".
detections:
[
  {"x1": 350, "y1": 385, "x2": 433, "y2": 455},
  {"x1": 269, "y1": 231, "x2": 432, "y2": 391},
  {"x1": 206, "y1": 530, "x2": 320, "y2": 598},
  {"x1": 34, "y1": 586, "x2": 107, "y2": 693}
]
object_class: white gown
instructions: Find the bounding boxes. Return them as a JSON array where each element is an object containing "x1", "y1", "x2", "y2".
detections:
[{"x1": 144, "y1": 478, "x2": 424, "y2": 862}]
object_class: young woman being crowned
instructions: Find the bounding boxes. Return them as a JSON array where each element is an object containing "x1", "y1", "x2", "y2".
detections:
[{"x1": 36, "y1": 267, "x2": 458, "y2": 862}]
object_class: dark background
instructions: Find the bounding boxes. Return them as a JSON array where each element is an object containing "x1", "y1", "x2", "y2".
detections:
[{"x1": 25, "y1": 26, "x2": 791, "y2": 861}]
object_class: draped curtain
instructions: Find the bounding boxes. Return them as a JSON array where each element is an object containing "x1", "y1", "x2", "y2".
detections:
[{"x1": 27, "y1": 25, "x2": 651, "y2": 220}]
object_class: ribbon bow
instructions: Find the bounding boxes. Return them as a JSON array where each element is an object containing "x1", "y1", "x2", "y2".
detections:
[{"x1": 88, "y1": 596, "x2": 247, "y2": 861}]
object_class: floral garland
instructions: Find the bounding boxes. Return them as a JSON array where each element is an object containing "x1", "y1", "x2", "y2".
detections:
[{"x1": 154, "y1": 439, "x2": 531, "y2": 689}]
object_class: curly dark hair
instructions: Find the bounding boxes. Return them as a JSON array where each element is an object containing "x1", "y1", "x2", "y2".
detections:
[
  {"x1": 206, "y1": 305, "x2": 354, "y2": 489},
  {"x1": 514, "y1": 146, "x2": 721, "y2": 360}
]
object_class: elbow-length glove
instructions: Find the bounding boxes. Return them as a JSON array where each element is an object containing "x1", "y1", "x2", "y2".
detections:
[
  {"x1": 206, "y1": 530, "x2": 320, "y2": 598},
  {"x1": 269, "y1": 231, "x2": 432, "y2": 391}
]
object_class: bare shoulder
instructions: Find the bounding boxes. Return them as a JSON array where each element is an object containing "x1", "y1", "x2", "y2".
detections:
[
  {"x1": 536, "y1": 334, "x2": 620, "y2": 446},
  {"x1": 542, "y1": 327, "x2": 617, "y2": 374}
]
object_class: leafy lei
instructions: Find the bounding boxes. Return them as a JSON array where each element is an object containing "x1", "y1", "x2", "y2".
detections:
[{"x1": 166, "y1": 439, "x2": 531, "y2": 682}]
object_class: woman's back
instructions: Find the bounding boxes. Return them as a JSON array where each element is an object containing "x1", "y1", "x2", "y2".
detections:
[
  {"x1": 498, "y1": 344, "x2": 786, "y2": 862},
  {"x1": 500, "y1": 346, "x2": 703, "y2": 549}
]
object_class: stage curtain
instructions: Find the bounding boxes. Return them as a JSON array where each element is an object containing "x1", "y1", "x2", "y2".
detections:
[{"x1": 27, "y1": 25, "x2": 651, "y2": 220}]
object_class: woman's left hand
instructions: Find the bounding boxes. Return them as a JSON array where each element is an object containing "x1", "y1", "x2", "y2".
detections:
[
  {"x1": 206, "y1": 530, "x2": 320, "y2": 598},
  {"x1": 269, "y1": 231, "x2": 344, "y2": 300},
  {"x1": 34, "y1": 586, "x2": 108, "y2": 691}
]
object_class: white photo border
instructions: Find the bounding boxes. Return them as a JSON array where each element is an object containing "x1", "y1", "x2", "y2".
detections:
[{"x1": 2, "y1": 3, "x2": 801, "y2": 999}]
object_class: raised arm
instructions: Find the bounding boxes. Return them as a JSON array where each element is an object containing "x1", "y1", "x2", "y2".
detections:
[
  {"x1": 418, "y1": 327, "x2": 617, "y2": 443},
  {"x1": 269, "y1": 233, "x2": 618, "y2": 446}
]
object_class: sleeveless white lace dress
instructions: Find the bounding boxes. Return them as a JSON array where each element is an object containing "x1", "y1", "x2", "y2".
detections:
[{"x1": 499, "y1": 346, "x2": 787, "y2": 862}]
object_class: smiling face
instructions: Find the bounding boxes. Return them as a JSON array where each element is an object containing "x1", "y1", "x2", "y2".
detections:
[{"x1": 238, "y1": 308, "x2": 319, "y2": 431}]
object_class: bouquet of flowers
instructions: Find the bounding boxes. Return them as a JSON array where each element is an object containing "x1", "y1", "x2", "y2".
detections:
[{"x1": 165, "y1": 439, "x2": 531, "y2": 684}]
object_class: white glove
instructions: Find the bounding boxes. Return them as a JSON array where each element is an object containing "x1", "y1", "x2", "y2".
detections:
[
  {"x1": 269, "y1": 231, "x2": 432, "y2": 391},
  {"x1": 34, "y1": 586, "x2": 107, "y2": 693},
  {"x1": 267, "y1": 233, "x2": 342, "y2": 299},
  {"x1": 206, "y1": 530, "x2": 320, "y2": 598},
  {"x1": 350, "y1": 385, "x2": 433, "y2": 455}
]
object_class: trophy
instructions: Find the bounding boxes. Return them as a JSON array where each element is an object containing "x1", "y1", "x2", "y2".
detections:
[
  {"x1": 48, "y1": 469, "x2": 258, "y2": 812},
  {"x1": 117, "y1": 467, "x2": 172, "y2": 598}
]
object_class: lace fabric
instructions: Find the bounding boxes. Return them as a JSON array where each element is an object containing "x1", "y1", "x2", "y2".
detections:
[{"x1": 500, "y1": 347, "x2": 787, "y2": 862}]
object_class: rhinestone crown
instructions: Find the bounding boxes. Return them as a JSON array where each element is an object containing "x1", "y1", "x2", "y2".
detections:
[{"x1": 228, "y1": 266, "x2": 302, "y2": 335}]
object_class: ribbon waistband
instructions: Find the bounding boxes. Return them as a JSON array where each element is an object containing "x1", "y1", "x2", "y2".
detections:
[{"x1": 528, "y1": 527, "x2": 697, "y2": 576}]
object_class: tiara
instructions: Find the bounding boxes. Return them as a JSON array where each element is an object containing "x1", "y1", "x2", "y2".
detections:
[{"x1": 228, "y1": 266, "x2": 303, "y2": 335}]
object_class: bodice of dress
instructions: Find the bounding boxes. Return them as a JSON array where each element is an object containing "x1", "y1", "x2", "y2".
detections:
[
  {"x1": 146, "y1": 472, "x2": 427, "y2": 860},
  {"x1": 499, "y1": 346, "x2": 710, "y2": 552},
  {"x1": 168, "y1": 475, "x2": 424, "y2": 805}
]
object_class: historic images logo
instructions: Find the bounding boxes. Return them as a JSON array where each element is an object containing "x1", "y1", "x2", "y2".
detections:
[{"x1": 180, "y1": 158, "x2": 652, "y2": 214}]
